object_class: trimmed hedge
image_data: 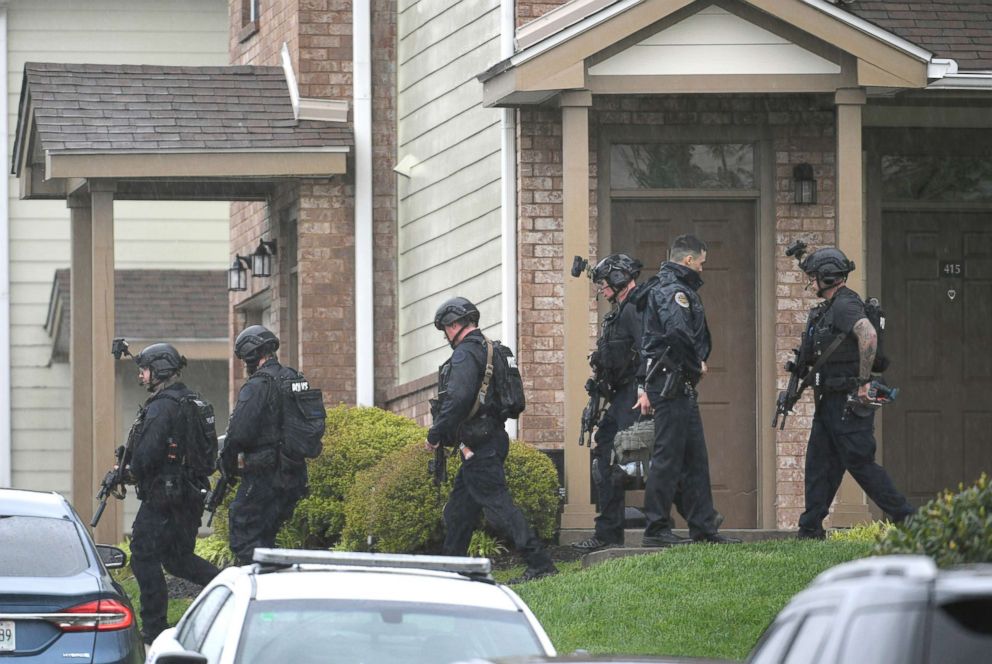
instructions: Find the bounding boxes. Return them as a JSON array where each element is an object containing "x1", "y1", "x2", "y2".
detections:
[
  {"x1": 875, "y1": 473, "x2": 992, "y2": 566},
  {"x1": 340, "y1": 439, "x2": 561, "y2": 553}
]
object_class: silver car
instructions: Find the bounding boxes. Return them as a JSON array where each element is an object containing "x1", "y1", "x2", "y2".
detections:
[{"x1": 145, "y1": 549, "x2": 556, "y2": 664}]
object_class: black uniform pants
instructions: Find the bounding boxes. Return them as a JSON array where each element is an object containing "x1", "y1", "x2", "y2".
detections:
[
  {"x1": 798, "y1": 392, "x2": 915, "y2": 535},
  {"x1": 442, "y1": 431, "x2": 553, "y2": 571},
  {"x1": 591, "y1": 382, "x2": 638, "y2": 544},
  {"x1": 131, "y1": 499, "x2": 219, "y2": 643},
  {"x1": 642, "y1": 390, "x2": 719, "y2": 539},
  {"x1": 228, "y1": 466, "x2": 305, "y2": 564}
]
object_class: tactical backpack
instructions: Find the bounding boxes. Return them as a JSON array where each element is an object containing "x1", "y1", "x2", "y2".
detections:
[
  {"x1": 257, "y1": 365, "x2": 327, "y2": 459},
  {"x1": 864, "y1": 297, "x2": 890, "y2": 373},
  {"x1": 470, "y1": 337, "x2": 526, "y2": 420},
  {"x1": 163, "y1": 391, "x2": 219, "y2": 478}
]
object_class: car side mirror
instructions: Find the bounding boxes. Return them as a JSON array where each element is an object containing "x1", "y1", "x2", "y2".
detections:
[
  {"x1": 96, "y1": 544, "x2": 128, "y2": 569},
  {"x1": 151, "y1": 653, "x2": 208, "y2": 664}
]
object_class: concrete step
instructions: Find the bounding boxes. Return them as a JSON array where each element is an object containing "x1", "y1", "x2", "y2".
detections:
[{"x1": 561, "y1": 529, "x2": 798, "y2": 568}]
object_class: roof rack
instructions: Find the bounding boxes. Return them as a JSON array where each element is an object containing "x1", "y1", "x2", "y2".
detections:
[
  {"x1": 812, "y1": 554, "x2": 937, "y2": 586},
  {"x1": 252, "y1": 548, "x2": 493, "y2": 576}
]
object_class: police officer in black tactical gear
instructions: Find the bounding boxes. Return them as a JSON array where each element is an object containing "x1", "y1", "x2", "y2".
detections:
[
  {"x1": 223, "y1": 325, "x2": 308, "y2": 563},
  {"x1": 635, "y1": 235, "x2": 740, "y2": 546},
  {"x1": 128, "y1": 343, "x2": 219, "y2": 644},
  {"x1": 426, "y1": 297, "x2": 558, "y2": 582},
  {"x1": 572, "y1": 254, "x2": 647, "y2": 551},
  {"x1": 795, "y1": 248, "x2": 915, "y2": 539}
]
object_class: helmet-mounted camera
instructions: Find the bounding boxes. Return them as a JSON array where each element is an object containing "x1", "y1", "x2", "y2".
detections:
[{"x1": 111, "y1": 337, "x2": 132, "y2": 360}]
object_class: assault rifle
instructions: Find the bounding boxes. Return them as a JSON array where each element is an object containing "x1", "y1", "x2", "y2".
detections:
[
  {"x1": 772, "y1": 346, "x2": 812, "y2": 430},
  {"x1": 579, "y1": 377, "x2": 612, "y2": 446},
  {"x1": 91, "y1": 443, "x2": 131, "y2": 527},
  {"x1": 91, "y1": 337, "x2": 137, "y2": 527},
  {"x1": 428, "y1": 445, "x2": 448, "y2": 486},
  {"x1": 204, "y1": 466, "x2": 231, "y2": 527}
]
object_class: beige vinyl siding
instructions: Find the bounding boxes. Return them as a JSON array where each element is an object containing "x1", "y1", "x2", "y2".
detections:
[
  {"x1": 6, "y1": 0, "x2": 229, "y2": 508},
  {"x1": 397, "y1": 0, "x2": 503, "y2": 382}
]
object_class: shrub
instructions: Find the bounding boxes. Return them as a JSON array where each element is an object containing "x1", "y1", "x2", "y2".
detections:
[
  {"x1": 339, "y1": 439, "x2": 561, "y2": 553},
  {"x1": 874, "y1": 473, "x2": 992, "y2": 567},
  {"x1": 282, "y1": 405, "x2": 426, "y2": 548},
  {"x1": 194, "y1": 534, "x2": 236, "y2": 568},
  {"x1": 828, "y1": 521, "x2": 893, "y2": 544}
]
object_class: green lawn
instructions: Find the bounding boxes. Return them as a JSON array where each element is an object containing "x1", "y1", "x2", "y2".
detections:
[
  {"x1": 131, "y1": 539, "x2": 871, "y2": 660},
  {"x1": 509, "y1": 540, "x2": 873, "y2": 661}
]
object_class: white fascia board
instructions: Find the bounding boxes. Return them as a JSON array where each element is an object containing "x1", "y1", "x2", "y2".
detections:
[
  {"x1": 282, "y1": 41, "x2": 349, "y2": 123},
  {"x1": 925, "y1": 73, "x2": 992, "y2": 91},
  {"x1": 799, "y1": 0, "x2": 931, "y2": 62}
]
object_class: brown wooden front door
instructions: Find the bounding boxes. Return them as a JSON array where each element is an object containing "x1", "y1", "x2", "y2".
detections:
[
  {"x1": 612, "y1": 199, "x2": 757, "y2": 527},
  {"x1": 882, "y1": 210, "x2": 992, "y2": 503}
]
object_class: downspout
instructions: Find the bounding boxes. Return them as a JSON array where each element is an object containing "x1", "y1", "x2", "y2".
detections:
[
  {"x1": 354, "y1": 0, "x2": 374, "y2": 406},
  {"x1": 0, "y1": 3, "x2": 10, "y2": 487},
  {"x1": 500, "y1": 0, "x2": 518, "y2": 439}
]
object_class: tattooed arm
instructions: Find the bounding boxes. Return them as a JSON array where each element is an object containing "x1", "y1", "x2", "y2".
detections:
[{"x1": 853, "y1": 317, "x2": 878, "y2": 395}]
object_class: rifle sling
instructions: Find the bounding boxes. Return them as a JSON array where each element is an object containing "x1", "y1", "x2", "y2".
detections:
[
  {"x1": 798, "y1": 332, "x2": 847, "y2": 394},
  {"x1": 466, "y1": 338, "x2": 494, "y2": 421}
]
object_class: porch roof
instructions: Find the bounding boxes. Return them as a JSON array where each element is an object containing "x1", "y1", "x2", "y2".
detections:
[
  {"x1": 45, "y1": 269, "x2": 229, "y2": 364},
  {"x1": 12, "y1": 62, "x2": 351, "y2": 200}
]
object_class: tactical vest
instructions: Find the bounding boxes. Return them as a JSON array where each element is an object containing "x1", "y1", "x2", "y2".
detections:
[
  {"x1": 812, "y1": 292, "x2": 862, "y2": 380},
  {"x1": 592, "y1": 303, "x2": 639, "y2": 389}
]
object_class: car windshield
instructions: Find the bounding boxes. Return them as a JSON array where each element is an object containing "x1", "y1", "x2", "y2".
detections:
[
  {"x1": 235, "y1": 598, "x2": 545, "y2": 664},
  {"x1": 0, "y1": 515, "x2": 88, "y2": 577}
]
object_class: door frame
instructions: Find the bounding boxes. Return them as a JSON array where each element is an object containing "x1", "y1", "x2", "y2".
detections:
[
  {"x1": 866, "y1": 128, "x2": 992, "y2": 515},
  {"x1": 596, "y1": 124, "x2": 777, "y2": 528}
]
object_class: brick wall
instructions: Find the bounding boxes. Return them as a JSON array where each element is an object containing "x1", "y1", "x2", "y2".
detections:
[
  {"x1": 516, "y1": 94, "x2": 836, "y2": 529},
  {"x1": 382, "y1": 375, "x2": 437, "y2": 428},
  {"x1": 226, "y1": 0, "x2": 398, "y2": 407},
  {"x1": 516, "y1": 0, "x2": 568, "y2": 27}
]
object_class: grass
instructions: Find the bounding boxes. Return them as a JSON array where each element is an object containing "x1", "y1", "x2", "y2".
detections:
[
  {"x1": 510, "y1": 540, "x2": 873, "y2": 661},
  {"x1": 136, "y1": 539, "x2": 872, "y2": 660}
]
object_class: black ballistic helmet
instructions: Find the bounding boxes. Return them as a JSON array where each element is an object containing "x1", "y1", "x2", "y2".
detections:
[
  {"x1": 800, "y1": 247, "x2": 855, "y2": 288},
  {"x1": 135, "y1": 343, "x2": 186, "y2": 380},
  {"x1": 234, "y1": 325, "x2": 280, "y2": 364},
  {"x1": 591, "y1": 254, "x2": 642, "y2": 292},
  {"x1": 433, "y1": 297, "x2": 480, "y2": 330}
]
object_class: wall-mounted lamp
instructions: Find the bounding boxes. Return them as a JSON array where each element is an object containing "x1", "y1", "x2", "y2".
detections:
[
  {"x1": 251, "y1": 239, "x2": 278, "y2": 278},
  {"x1": 228, "y1": 255, "x2": 250, "y2": 292},
  {"x1": 793, "y1": 163, "x2": 817, "y2": 205}
]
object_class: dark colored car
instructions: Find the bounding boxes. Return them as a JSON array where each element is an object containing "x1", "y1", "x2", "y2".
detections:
[
  {"x1": 457, "y1": 655, "x2": 734, "y2": 663},
  {"x1": 0, "y1": 488, "x2": 143, "y2": 664},
  {"x1": 747, "y1": 554, "x2": 992, "y2": 664}
]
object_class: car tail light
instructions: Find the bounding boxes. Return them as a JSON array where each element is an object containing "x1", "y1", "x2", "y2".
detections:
[{"x1": 56, "y1": 599, "x2": 134, "y2": 632}]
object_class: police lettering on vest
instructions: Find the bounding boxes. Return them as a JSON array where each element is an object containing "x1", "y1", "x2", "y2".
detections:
[{"x1": 256, "y1": 365, "x2": 326, "y2": 459}]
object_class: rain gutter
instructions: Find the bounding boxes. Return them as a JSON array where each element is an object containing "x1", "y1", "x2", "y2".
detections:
[
  {"x1": 500, "y1": 0, "x2": 518, "y2": 440},
  {"x1": 354, "y1": 0, "x2": 374, "y2": 406},
  {"x1": 0, "y1": 3, "x2": 10, "y2": 487}
]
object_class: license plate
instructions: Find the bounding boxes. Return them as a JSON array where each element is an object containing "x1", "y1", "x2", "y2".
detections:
[{"x1": 0, "y1": 620, "x2": 14, "y2": 651}]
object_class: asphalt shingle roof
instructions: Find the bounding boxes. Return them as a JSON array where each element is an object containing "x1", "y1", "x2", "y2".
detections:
[
  {"x1": 48, "y1": 269, "x2": 228, "y2": 362},
  {"x1": 22, "y1": 62, "x2": 352, "y2": 154},
  {"x1": 845, "y1": 1, "x2": 992, "y2": 70}
]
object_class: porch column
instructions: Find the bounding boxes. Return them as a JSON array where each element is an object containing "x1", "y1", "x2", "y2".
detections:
[
  {"x1": 90, "y1": 183, "x2": 120, "y2": 544},
  {"x1": 69, "y1": 194, "x2": 94, "y2": 524},
  {"x1": 830, "y1": 88, "x2": 872, "y2": 527},
  {"x1": 560, "y1": 91, "x2": 596, "y2": 529}
]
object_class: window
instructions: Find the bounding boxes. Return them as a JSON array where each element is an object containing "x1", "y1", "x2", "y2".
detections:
[
  {"x1": 749, "y1": 616, "x2": 801, "y2": 664},
  {"x1": 927, "y1": 598, "x2": 992, "y2": 664},
  {"x1": 839, "y1": 605, "x2": 924, "y2": 664},
  {"x1": 782, "y1": 610, "x2": 835, "y2": 664},
  {"x1": 881, "y1": 155, "x2": 992, "y2": 202},
  {"x1": 199, "y1": 594, "x2": 238, "y2": 664},
  {"x1": 0, "y1": 516, "x2": 88, "y2": 576},
  {"x1": 611, "y1": 143, "x2": 756, "y2": 189},
  {"x1": 177, "y1": 587, "x2": 232, "y2": 652},
  {"x1": 239, "y1": 0, "x2": 259, "y2": 42}
]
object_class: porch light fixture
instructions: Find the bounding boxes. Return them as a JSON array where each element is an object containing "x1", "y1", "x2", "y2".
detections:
[
  {"x1": 793, "y1": 163, "x2": 817, "y2": 205},
  {"x1": 251, "y1": 239, "x2": 278, "y2": 278},
  {"x1": 228, "y1": 255, "x2": 250, "y2": 292}
]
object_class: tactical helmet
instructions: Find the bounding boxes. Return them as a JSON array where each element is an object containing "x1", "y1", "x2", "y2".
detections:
[
  {"x1": 800, "y1": 247, "x2": 855, "y2": 288},
  {"x1": 591, "y1": 254, "x2": 642, "y2": 292},
  {"x1": 433, "y1": 297, "x2": 480, "y2": 330},
  {"x1": 234, "y1": 325, "x2": 280, "y2": 364},
  {"x1": 135, "y1": 343, "x2": 186, "y2": 380}
]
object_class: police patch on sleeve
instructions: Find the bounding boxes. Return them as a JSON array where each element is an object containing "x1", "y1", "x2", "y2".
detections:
[{"x1": 674, "y1": 292, "x2": 690, "y2": 308}]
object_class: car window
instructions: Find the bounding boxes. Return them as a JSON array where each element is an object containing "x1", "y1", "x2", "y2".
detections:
[
  {"x1": 927, "y1": 598, "x2": 992, "y2": 664},
  {"x1": 839, "y1": 605, "x2": 925, "y2": 664},
  {"x1": 782, "y1": 610, "x2": 834, "y2": 664},
  {"x1": 748, "y1": 616, "x2": 800, "y2": 664},
  {"x1": 177, "y1": 586, "x2": 232, "y2": 651},
  {"x1": 235, "y1": 599, "x2": 545, "y2": 664},
  {"x1": 199, "y1": 593, "x2": 237, "y2": 664},
  {"x1": 0, "y1": 516, "x2": 88, "y2": 576}
]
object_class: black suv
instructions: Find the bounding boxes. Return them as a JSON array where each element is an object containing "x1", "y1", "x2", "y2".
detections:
[{"x1": 747, "y1": 555, "x2": 992, "y2": 664}]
